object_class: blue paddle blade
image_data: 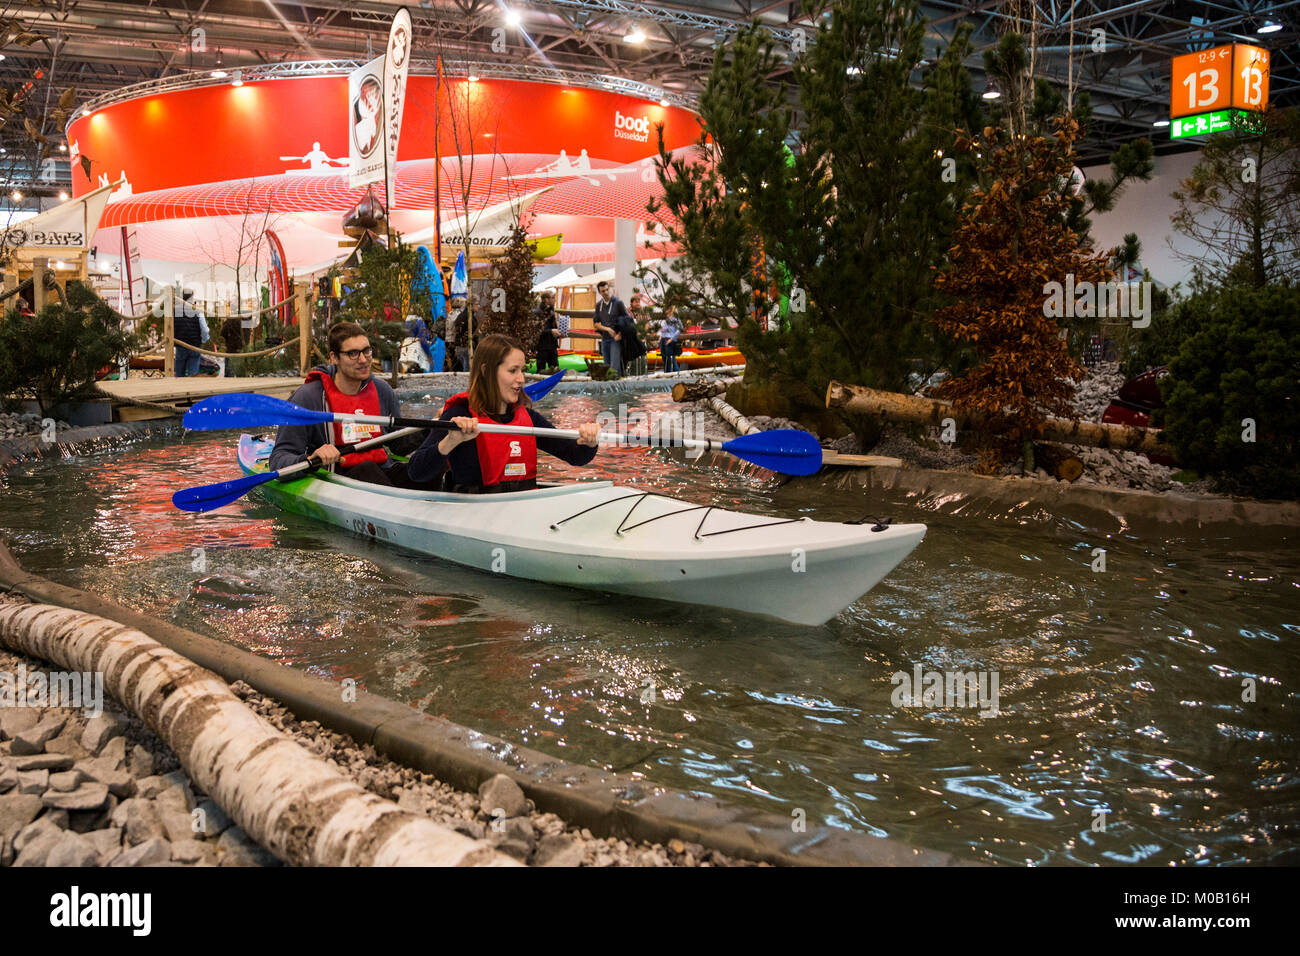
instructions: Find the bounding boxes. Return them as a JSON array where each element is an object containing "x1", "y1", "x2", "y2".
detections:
[
  {"x1": 172, "y1": 470, "x2": 278, "y2": 512},
  {"x1": 183, "y1": 393, "x2": 332, "y2": 431},
  {"x1": 721, "y1": 429, "x2": 824, "y2": 476},
  {"x1": 524, "y1": 369, "x2": 565, "y2": 401}
]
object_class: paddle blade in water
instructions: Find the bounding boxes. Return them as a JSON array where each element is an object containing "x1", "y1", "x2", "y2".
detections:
[
  {"x1": 524, "y1": 369, "x2": 565, "y2": 401},
  {"x1": 183, "y1": 393, "x2": 332, "y2": 431},
  {"x1": 172, "y1": 470, "x2": 278, "y2": 512},
  {"x1": 721, "y1": 429, "x2": 824, "y2": 476}
]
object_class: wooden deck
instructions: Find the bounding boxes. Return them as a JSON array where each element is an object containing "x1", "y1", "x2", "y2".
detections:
[{"x1": 96, "y1": 376, "x2": 300, "y2": 422}]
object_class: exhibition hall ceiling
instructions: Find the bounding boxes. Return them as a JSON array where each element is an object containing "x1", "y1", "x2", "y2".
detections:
[{"x1": 2, "y1": 1, "x2": 1298, "y2": 180}]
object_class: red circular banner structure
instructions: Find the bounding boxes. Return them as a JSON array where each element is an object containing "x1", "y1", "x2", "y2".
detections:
[{"x1": 67, "y1": 72, "x2": 701, "y2": 268}]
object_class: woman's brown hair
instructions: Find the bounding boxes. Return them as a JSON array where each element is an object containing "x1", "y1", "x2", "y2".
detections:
[{"x1": 467, "y1": 333, "x2": 531, "y2": 415}]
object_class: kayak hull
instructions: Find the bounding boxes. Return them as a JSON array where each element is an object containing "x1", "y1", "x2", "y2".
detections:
[
  {"x1": 648, "y1": 348, "x2": 745, "y2": 369},
  {"x1": 238, "y1": 436, "x2": 924, "y2": 626}
]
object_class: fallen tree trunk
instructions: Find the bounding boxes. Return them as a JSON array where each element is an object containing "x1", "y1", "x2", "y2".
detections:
[
  {"x1": 0, "y1": 600, "x2": 517, "y2": 867},
  {"x1": 1033, "y1": 443, "x2": 1085, "y2": 481},
  {"x1": 825, "y1": 381, "x2": 1173, "y2": 458},
  {"x1": 671, "y1": 377, "x2": 741, "y2": 403}
]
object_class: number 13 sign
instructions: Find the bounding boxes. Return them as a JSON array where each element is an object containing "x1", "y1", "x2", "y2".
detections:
[{"x1": 1171, "y1": 44, "x2": 1270, "y2": 118}]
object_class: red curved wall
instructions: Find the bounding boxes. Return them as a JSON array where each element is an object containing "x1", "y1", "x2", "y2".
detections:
[{"x1": 67, "y1": 75, "x2": 700, "y2": 197}]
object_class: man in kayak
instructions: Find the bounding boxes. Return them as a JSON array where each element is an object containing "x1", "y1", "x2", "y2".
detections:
[
  {"x1": 268, "y1": 321, "x2": 425, "y2": 487},
  {"x1": 406, "y1": 333, "x2": 600, "y2": 492}
]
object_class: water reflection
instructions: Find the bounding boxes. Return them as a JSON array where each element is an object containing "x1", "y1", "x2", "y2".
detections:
[{"x1": 1, "y1": 392, "x2": 1296, "y2": 866}]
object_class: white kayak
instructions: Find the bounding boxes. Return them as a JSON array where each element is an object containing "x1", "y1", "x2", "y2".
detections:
[{"x1": 237, "y1": 435, "x2": 925, "y2": 626}]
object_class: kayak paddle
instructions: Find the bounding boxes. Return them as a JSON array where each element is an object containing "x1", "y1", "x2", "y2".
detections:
[
  {"x1": 525, "y1": 368, "x2": 565, "y2": 400},
  {"x1": 182, "y1": 392, "x2": 825, "y2": 476},
  {"x1": 172, "y1": 426, "x2": 424, "y2": 513}
]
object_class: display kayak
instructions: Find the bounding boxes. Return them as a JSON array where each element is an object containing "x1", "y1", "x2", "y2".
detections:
[
  {"x1": 237, "y1": 435, "x2": 925, "y2": 626},
  {"x1": 648, "y1": 347, "x2": 746, "y2": 369}
]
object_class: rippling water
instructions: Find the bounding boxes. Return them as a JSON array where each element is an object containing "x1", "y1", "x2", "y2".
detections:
[{"x1": 2, "y1": 387, "x2": 1296, "y2": 865}]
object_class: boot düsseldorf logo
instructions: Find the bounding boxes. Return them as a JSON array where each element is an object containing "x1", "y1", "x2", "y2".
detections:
[{"x1": 614, "y1": 109, "x2": 651, "y2": 143}]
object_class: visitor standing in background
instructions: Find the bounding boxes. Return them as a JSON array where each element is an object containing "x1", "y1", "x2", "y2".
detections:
[
  {"x1": 658, "y1": 304, "x2": 682, "y2": 374},
  {"x1": 533, "y1": 291, "x2": 560, "y2": 372},
  {"x1": 593, "y1": 280, "x2": 628, "y2": 376},
  {"x1": 172, "y1": 288, "x2": 203, "y2": 377},
  {"x1": 620, "y1": 294, "x2": 647, "y2": 377}
]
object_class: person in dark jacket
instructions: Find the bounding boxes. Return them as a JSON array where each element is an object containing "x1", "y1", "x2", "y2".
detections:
[
  {"x1": 406, "y1": 333, "x2": 599, "y2": 492},
  {"x1": 533, "y1": 291, "x2": 560, "y2": 372},
  {"x1": 267, "y1": 321, "x2": 428, "y2": 487},
  {"x1": 173, "y1": 288, "x2": 204, "y2": 377},
  {"x1": 592, "y1": 281, "x2": 630, "y2": 376}
]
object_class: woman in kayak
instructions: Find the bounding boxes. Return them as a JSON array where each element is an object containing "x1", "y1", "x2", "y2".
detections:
[{"x1": 406, "y1": 333, "x2": 601, "y2": 492}]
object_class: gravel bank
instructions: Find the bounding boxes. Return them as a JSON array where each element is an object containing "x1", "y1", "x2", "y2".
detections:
[
  {"x1": 0, "y1": 638, "x2": 757, "y2": 868},
  {"x1": 804, "y1": 363, "x2": 1219, "y2": 495},
  {"x1": 0, "y1": 413, "x2": 72, "y2": 442}
]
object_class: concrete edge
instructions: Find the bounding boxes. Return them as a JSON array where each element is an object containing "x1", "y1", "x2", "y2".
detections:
[
  {"x1": 0, "y1": 419, "x2": 184, "y2": 471},
  {"x1": 821, "y1": 463, "x2": 1299, "y2": 532},
  {"x1": 0, "y1": 541, "x2": 970, "y2": 867}
]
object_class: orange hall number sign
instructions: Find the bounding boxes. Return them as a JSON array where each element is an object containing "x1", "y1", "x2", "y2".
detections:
[{"x1": 1170, "y1": 44, "x2": 1270, "y2": 119}]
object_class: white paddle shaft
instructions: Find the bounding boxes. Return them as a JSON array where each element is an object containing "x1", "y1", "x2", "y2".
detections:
[{"x1": 332, "y1": 412, "x2": 727, "y2": 452}]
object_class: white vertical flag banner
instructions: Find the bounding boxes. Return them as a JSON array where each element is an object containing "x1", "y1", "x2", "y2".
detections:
[
  {"x1": 383, "y1": 7, "x2": 413, "y2": 212},
  {"x1": 348, "y1": 54, "x2": 387, "y2": 191}
]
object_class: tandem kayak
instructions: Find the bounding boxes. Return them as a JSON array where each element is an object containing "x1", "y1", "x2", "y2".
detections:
[{"x1": 237, "y1": 435, "x2": 925, "y2": 626}]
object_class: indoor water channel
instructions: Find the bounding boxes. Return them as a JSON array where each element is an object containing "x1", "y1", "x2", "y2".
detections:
[{"x1": 1, "y1": 385, "x2": 1296, "y2": 866}]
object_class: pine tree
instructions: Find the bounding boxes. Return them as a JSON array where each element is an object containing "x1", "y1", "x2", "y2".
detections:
[
  {"x1": 0, "y1": 281, "x2": 139, "y2": 416},
  {"x1": 335, "y1": 235, "x2": 432, "y2": 369},
  {"x1": 482, "y1": 224, "x2": 537, "y2": 346},
  {"x1": 932, "y1": 117, "x2": 1109, "y2": 468},
  {"x1": 649, "y1": 0, "x2": 978, "y2": 435}
]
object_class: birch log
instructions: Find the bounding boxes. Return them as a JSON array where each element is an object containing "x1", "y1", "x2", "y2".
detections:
[
  {"x1": 0, "y1": 601, "x2": 518, "y2": 867},
  {"x1": 707, "y1": 395, "x2": 760, "y2": 435},
  {"x1": 825, "y1": 381, "x2": 1172, "y2": 458}
]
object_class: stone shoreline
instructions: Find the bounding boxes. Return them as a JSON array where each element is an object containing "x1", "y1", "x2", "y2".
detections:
[{"x1": 0, "y1": 640, "x2": 757, "y2": 868}]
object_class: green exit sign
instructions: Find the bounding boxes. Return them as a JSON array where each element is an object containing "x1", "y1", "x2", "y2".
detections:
[{"x1": 1169, "y1": 109, "x2": 1260, "y2": 138}]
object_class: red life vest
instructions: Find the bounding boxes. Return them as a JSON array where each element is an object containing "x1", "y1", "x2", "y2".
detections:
[
  {"x1": 441, "y1": 391, "x2": 537, "y2": 487},
  {"x1": 306, "y1": 369, "x2": 388, "y2": 468}
]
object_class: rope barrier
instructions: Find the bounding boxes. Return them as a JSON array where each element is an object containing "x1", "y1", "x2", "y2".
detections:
[
  {"x1": 91, "y1": 287, "x2": 301, "y2": 324},
  {"x1": 172, "y1": 337, "x2": 301, "y2": 359}
]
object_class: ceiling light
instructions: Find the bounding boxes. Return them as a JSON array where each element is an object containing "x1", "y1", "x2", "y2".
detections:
[
  {"x1": 624, "y1": 25, "x2": 646, "y2": 44},
  {"x1": 59, "y1": 191, "x2": 69, "y2": 200},
  {"x1": 468, "y1": 74, "x2": 479, "y2": 82},
  {"x1": 58, "y1": 143, "x2": 67, "y2": 152},
  {"x1": 211, "y1": 69, "x2": 228, "y2": 78},
  {"x1": 10, "y1": 190, "x2": 22, "y2": 201},
  {"x1": 232, "y1": 68, "x2": 243, "y2": 86},
  {"x1": 505, "y1": 9, "x2": 521, "y2": 28},
  {"x1": 1257, "y1": 20, "x2": 1282, "y2": 34},
  {"x1": 659, "y1": 97, "x2": 669, "y2": 107},
  {"x1": 982, "y1": 80, "x2": 1001, "y2": 100},
  {"x1": 0, "y1": 54, "x2": 5, "y2": 62},
  {"x1": 1153, "y1": 119, "x2": 1170, "y2": 127}
]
